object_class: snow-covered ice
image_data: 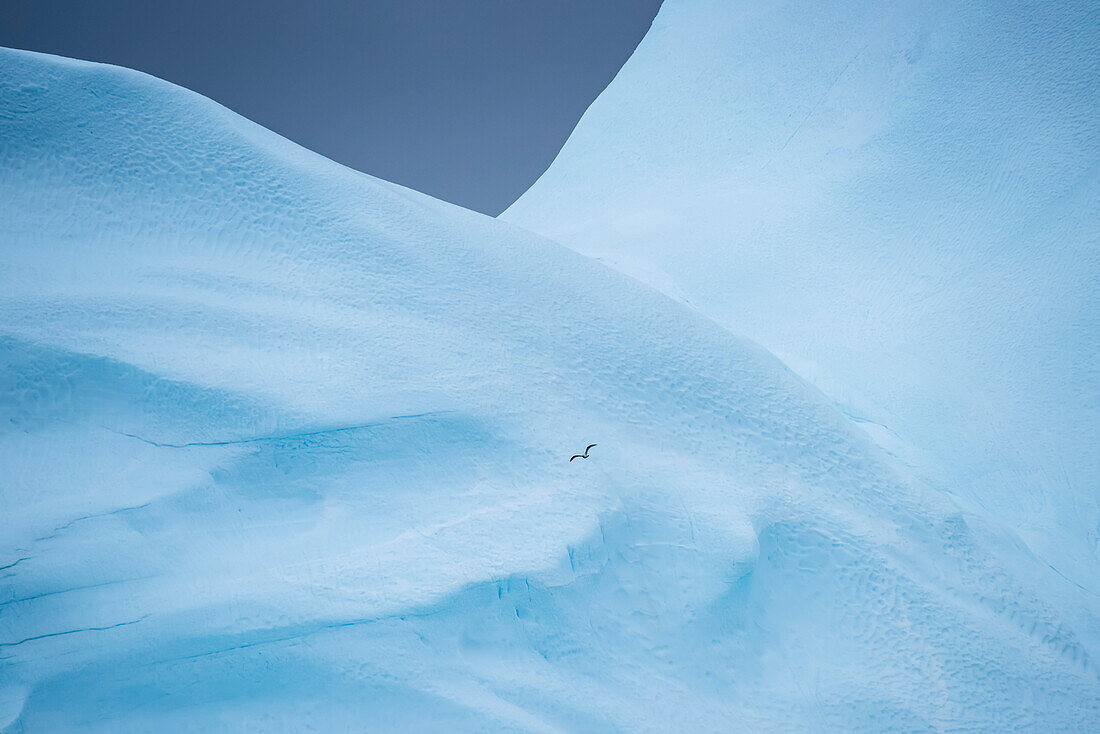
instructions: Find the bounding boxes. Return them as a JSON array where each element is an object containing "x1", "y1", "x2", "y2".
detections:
[
  {"x1": 1, "y1": 1, "x2": 1098, "y2": 729},
  {"x1": 504, "y1": 0, "x2": 1100, "y2": 591}
]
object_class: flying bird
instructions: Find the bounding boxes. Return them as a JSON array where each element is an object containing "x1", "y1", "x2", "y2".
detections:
[{"x1": 570, "y1": 444, "x2": 597, "y2": 462}]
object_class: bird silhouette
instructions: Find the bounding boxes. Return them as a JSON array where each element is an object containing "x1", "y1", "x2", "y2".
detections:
[{"x1": 570, "y1": 444, "x2": 597, "y2": 462}]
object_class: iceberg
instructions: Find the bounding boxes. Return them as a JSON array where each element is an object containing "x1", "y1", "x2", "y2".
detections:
[
  {"x1": 504, "y1": 0, "x2": 1100, "y2": 590},
  {"x1": 1, "y1": 6, "x2": 1097, "y2": 729}
]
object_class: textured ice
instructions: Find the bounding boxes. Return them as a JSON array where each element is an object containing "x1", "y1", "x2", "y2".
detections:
[
  {"x1": 1, "y1": 13, "x2": 1098, "y2": 733},
  {"x1": 504, "y1": 0, "x2": 1100, "y2": 591}
]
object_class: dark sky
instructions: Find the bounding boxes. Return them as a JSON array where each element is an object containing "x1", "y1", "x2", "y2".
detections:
[{"x1": 0, "y1": 0, "x2": 661, "y2": 215}]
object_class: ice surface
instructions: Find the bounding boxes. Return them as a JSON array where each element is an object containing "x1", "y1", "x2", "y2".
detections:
[
  {"x1": 1, "y1": 28, "x2": 1098, "y2": 734},
  {"x1": 505, "y1": 0, "x2": 1100, "y2": 591}
]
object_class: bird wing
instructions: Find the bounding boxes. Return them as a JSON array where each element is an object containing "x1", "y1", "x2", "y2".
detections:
[
  {"x1": 586, "y1": 444, "x2": 597, "y2": 453},
  {"x1": 569, "y1": 454, "x2": 583, "y2": 462}
]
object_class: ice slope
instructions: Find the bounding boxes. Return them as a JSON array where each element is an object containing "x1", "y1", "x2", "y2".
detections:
[
  {"x1": 504, "y1": 0, "x2": 1100, "y2": 589},
  {"x1": 1, "y1": 46, "x2": 1098, "y2": 731}
]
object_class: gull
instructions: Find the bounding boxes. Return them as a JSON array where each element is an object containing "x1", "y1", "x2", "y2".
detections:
[{"x1": 570, "y1": 444, "x2": 597, "y2": 462}]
